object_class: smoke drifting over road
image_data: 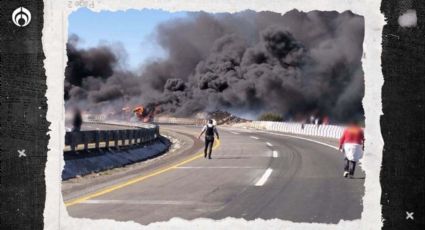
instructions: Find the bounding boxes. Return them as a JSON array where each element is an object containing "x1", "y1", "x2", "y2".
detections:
[{"x1": 65, "y1": 10, "x2": 364, "y2": 122}]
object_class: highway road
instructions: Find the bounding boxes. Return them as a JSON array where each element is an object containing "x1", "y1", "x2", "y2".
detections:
[{"x1": 64, "y1": 125, "x2": 364, "y2": 224}]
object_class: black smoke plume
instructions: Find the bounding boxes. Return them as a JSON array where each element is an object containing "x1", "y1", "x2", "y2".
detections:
[{"x1": 65, "y1": 10, "x2": 364, "y2": 122}]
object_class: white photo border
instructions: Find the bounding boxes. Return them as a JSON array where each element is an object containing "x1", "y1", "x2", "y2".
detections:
[{"x1": 43, "y1": 0, "x2": 384, "y2": 229}]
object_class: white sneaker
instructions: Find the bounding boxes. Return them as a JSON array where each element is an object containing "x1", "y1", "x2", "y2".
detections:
[{"x1": 343, "y1": 171, "x2": 349, "y2": 178}]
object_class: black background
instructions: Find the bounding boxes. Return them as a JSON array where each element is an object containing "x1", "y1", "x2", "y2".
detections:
[
  {"x1": 0, "y1": 0, "x2": 424, "y2": 229},
  {"x1": 1, "y1": 1, "x2": 49, "y2": 230},
  {"x1": 380, "y1": 0, "x2": 424, "y2": 229}
]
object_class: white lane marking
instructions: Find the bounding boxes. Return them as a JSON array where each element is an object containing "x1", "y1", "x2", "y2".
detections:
[
  {"x1": 272, "y1": 150, "x2": 279, "y2": 158},
  {"x1": 266, "y1": 142, "x2": 273, "y2": 147},
  {"x1": 222, "y1": 127, "x2": 339, "y2": 150},
  {"x1": 212, "y1": 154, "x2": 269, "y2": 158},
  {"x1": 177, "y1": 166, "x2": 257, "y2": 169},
  {"x1": 224, "y1": 128, "x2": 251, "y2": 133},
  {"x1": 255, "y1": 168, "x2": 273, "y2": 186},
  {"x1": 230, "y1": 131, "x2": 240, "y2": 135},
  {"x1": 82, "y1": 199, "x2": 221, "y2": 206},
  {"x1": 250, "y1": 136, "x2": 259, "y2": 139},
  {"x1": 255, "y1": 131, "x2": 339, "y2": 150}
]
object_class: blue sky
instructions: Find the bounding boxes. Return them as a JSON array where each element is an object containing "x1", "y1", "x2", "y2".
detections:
[{"x1": 69, "y1": 8, "x2": 188, "y2": 70}]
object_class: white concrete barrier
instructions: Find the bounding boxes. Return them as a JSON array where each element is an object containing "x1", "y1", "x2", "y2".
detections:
[
  {"x1": 82, "y1": 114, "x2": 107, "y2": 122},
  {"x1": 154, "y1": 117, "x2": 206, "y2": 126},
  {"x1": 232, "y1": 121, "x2": 346, "y2": 139}
]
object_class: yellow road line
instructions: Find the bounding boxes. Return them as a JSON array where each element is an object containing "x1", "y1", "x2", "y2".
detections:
[{"x1": 65, "y1": 138, "x2": 221, "y2": 207}]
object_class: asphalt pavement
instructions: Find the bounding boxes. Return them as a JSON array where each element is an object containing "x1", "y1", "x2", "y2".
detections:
[{"x1": 64, "y1": 125, "x2": 364, "y2": 224}]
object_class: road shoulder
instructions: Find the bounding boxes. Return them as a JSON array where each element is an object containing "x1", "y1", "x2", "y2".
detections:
[{"x1": 62, "y1": 128, "x2": 203, "y2": 201}]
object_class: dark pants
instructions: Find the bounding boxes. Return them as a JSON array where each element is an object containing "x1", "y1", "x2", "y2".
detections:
[
  {"x1": 70, "y1": 127, "x2": 80, "y2": 152},
  {"x1": 72, "y1": 126, "x2": 81, "y2": 132},
  {"x1": 344, "y1": 158, "x2": 357, "y2": 175},
  {"x1": 204, "y1": 136, "x2": 214, "y2": 158}
]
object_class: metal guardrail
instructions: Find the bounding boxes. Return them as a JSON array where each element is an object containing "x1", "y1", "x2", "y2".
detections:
[{"x1": 65, "y1": 125, "x2": 160, "y2": 152}]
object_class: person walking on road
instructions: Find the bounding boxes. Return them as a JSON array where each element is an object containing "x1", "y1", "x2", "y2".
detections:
[
  {"x1": 198, "y1": 119, "x2": 219, "y2": 159},
  {"x1": 339, "y1": 121, "x2": 364, "y2": 178},
  {"x1": 72, "y1": 108, "x2": 83, "y2": 132}
]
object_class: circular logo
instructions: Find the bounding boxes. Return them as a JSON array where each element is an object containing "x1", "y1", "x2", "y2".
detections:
[{"x1": 12, "y1": 7, "x2": 31, "y2": 27}]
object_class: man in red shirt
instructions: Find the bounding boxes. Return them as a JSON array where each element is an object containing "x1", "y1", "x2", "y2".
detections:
[{"x1": 339, "y1": 121, "x2": 364, "y2": 178}]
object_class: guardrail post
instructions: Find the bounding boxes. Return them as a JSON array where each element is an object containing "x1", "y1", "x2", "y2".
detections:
[
  {"x1": 127, "y1": 130, "x2": 131, "y2": 146},
  {"x1": 135, "y1": 129, "x2": 139, "y2": 144},
  {"x1": 114, "y1": 130, "x2": 119, "y2": 149},
  {"x1": 121, "y1": 130, "x2": 126, "y2": 146},
  {"x1": 150, "y1": 128, "x2": 154, "y2": 142},
  {"x1": 129, "y1": 130, "x2": 133, "y2": 146},
  {"x1": 95, "y1": 130, "x2": 100, "y2": 150},
  {"x1": 105, "y1": 131, "x2": 110, "y2": 149},
  {"x1": 133, "y1": 130, "x2": 137, "y2": 145},
  {"x1": 142, "y1": 129, "x2": 147, "y2": 144},
  {"x1": 83, "y1": 132, "x2": 88, "y2": 151},
  {"x1": 69, "y1": 132, "x2": 76, "y2": 152}
]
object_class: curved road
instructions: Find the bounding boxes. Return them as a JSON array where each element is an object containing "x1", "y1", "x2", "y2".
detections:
[{"x1": 65, "y1": 125, "x2": 364, "y2": 224}]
